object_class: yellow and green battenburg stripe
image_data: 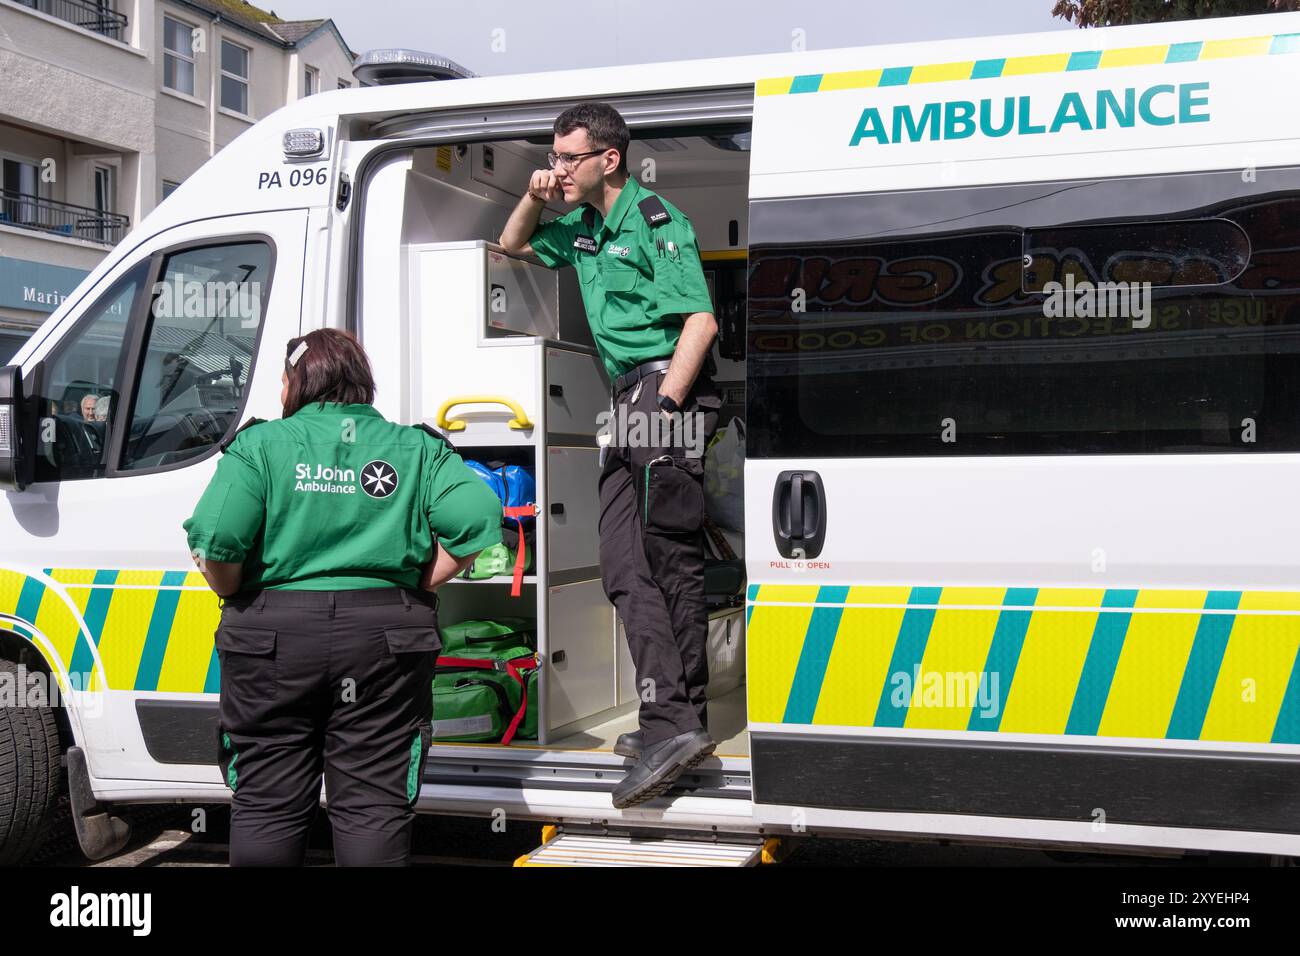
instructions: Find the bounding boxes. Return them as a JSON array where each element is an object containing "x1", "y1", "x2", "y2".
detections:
[
  {"x1": 755, "y1": 32, "x2": 1300, "y2": 97},
  {"x1": 746, "y1": 584, "x2": 1300, "y2": 745},
  {"x1": 0, "y1": 568, "x2": 222, "y2": 693}
]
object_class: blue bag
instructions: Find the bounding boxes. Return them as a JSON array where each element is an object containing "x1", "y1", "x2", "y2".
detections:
[{"x1": 466, "y1": 461, "x2": 536, "y2": 518}]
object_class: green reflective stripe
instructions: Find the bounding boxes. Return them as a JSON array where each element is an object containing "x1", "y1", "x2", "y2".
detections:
[
  {"x1": 222, "y1": 732, "x2": 238, "y2": 791},
  {"x1": 643, "y1": 464, "x2": 651, "y2": 523},
  {"x1": 406, "y1": 731, "x2": 422, "y2": 802}
]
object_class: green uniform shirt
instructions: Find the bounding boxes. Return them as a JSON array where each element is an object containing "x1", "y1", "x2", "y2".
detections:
[
  {"x1": 183, "y1": 402, "x2": 502, "y2": 591},
  {"x1": 528, "y1": 177, "x2": 714, "y2": 380}
]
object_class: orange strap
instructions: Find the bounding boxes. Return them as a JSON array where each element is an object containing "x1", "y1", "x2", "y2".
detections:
[{"x1": 503, "y1": 504, "x2": 533, "y2": 598}]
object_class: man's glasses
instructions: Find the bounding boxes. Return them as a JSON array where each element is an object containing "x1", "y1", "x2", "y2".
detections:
[{"x1": 546, "y1": 148, "x2": 608, "y2": 170}]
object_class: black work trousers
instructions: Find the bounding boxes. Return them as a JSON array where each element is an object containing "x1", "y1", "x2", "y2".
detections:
[
  {"x1": 214, "y1": 587, "x2": 440, "y2": 866},
  {"x1": 598, "y1": 368, "x2": 721, "y2": 748}
]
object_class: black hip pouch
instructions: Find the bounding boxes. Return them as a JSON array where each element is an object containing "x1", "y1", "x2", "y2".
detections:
[{"x1": 641, "y1": 455, "x2": 705, "y2": 534}]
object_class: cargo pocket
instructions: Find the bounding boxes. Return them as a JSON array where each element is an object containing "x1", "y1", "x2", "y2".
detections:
[
  {"x1": 641, "y1": 455, "x2": 705, "y2": 535},
  {"x1": 213, "y1": 625, "x2": 277, "y2": 702},
  {"x1": 384, "y1": 626, "x2": 443, "y2": 657}
]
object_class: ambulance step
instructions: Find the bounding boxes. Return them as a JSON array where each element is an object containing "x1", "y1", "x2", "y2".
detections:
[{"x1": 516, "y1": 833, "x2": 764, "y2": 867}]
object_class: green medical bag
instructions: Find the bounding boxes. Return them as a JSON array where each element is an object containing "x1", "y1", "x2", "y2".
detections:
[{"x1": 433, "y1": 644, "x2": 539, "y2": 744}]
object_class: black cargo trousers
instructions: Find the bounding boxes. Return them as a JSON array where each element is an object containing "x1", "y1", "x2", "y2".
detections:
[
  {"x1": 598, "y1": 367, "x2": 721, "y2": 749},
  {"x1": 214, "y1": 587, "x2": 441, "y2": 866}
]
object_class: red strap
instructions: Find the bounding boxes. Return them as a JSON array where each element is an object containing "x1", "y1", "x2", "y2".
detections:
[
  {"x1": 503, "y1": 504, "x2": 533, "y2": 598},
  {"x1": 501, "y1": 655, "x2": 539, "y2": 745},
  {"x1": 436, "y1": 654, "x2": 539, "y2": 745},
  {"x1": 436, "y1": 656, "x2": 496, "y2": 670}
]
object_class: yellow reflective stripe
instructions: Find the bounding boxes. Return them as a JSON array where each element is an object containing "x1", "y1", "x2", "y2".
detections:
[
  {"x1": 1098, "y1": 44, "x2": 1169, "y2": 68},
  {"x1": 843, "y1": 585, "x2": 911, "y2": 605},
  {"x1": 905, "y1": 605, "x2": 1001, "y2": 730},
  {"x1": 156, "y1": 588, "x2": 221, "y2": 693},
  {"x1": 1238, "y1": 591, "x2": 1300, "y2": 612},
  {"x1": 812, "y1": 606, "x2": 904, "y2": 726},
  {"x1": 48, "y1": 567, "x2": 98, "y2": 586},
  {"x1": 755, "y1": 76, "x2": 794, "y2": 96},
  {"x1": 746, "y1": 604, "x2": 814, "y2": 724},
  {"x1": 1134, "y1": 589, "x2": 1208, "y2": 611},
  {"x1": 1034, "y1": 587, "x2": 1106, "y2": 609},
  {"x1": 998, "y1": 606, "x2": 1101, "y2": 734},
  {"x1": 1000, "y1": 52, "x2": 1071, "y2": 76},
  {"x1": 937, "y1": 587, "x2": 1005, "y2": 606},
  {"x1": 1201, "y1": 35, "x2": 1273, "y2": 59},
  {"x1": 909, "y1": 60, "x2": 975, "y2": 84},
  {"x1": 1097, "y1": 607, "x2": 1200, "y2": 738},
  {"x1": 754, "y1": 584, "x2": 821, "y2": 604},
  {"x1": 97, "y1": 571, "x2": 165, "y2": 690},
  {"x1": 818, "y1": 68, "x2": 883, "y2": 91},
  {"x1": 1200, "y1": 614, "x2": 1300, "y2": 743}
]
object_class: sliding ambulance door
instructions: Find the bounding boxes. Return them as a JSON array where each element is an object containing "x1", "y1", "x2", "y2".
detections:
[{"x1": 744, "y1": 84, "x2": 1300, "y2": 849}]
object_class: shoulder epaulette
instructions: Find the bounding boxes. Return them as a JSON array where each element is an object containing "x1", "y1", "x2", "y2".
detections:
[
  {"x1": 220, "y1": 416, "x2": 266, "y2": 453},
  {"x1": 413, "y1": 421, "x2": 458, "y2": 454},
  {"x1": 637, "y1": 195, "x2": 672, "y2": 228}
]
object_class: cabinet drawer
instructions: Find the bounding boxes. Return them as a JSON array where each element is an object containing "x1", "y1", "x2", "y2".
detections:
[
  {"x1": 545, "y1": 446, "x2": 601, "y2": 573},
  {"x1": 545, "y1": 348, "x2": 608, "y2": 439}
]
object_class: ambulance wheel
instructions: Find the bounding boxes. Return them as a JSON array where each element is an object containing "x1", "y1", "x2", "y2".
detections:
[{"x1": 0, "y1": 658, "x2": 65, "y2": 865}]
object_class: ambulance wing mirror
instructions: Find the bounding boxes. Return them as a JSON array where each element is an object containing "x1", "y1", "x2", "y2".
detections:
[{"x1": 0, "y1": 365, "x2": 32, "y2": 492}]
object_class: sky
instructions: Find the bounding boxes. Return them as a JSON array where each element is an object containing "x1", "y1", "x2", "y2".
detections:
[{"x1": 265, "y1": 0, "x2": 1074, "y2": 76}]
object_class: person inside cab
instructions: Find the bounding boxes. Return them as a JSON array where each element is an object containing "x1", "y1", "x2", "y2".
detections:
[
  {"x1": 183, "y1": 329, "x2": 502, "y2": 866},
  {"x1": 500, "y1": 102, "x2": 722, "y2": 809}
]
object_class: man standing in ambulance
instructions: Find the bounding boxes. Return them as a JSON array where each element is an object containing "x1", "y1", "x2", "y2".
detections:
[{"x1": 500, "y1": 102, "x2": 721, "y2": 809}]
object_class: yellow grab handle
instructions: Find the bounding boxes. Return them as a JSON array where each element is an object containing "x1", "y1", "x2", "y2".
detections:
[{"x1": 436, "y1": 395, "x2": 533, "y2": 432}]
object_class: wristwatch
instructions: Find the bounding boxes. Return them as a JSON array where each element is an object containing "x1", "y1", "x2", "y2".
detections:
[{"x1": 657, "y1": 394, "x2": 680, "y2": 414}]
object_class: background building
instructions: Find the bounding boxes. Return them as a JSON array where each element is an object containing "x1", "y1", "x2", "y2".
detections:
[{"x1": 0, "y1": 0, "x2": 356, "y2": 360}]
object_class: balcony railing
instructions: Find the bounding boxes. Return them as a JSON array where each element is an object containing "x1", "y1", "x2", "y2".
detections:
[
  {"x1": 0, "y1": 189, "x2": 130, "y2": 245},
  {"x1": 14, "y1": 0, "x2": 128, "y2": 42}
]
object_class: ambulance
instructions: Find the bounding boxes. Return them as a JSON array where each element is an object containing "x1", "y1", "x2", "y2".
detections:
[{"x1": 3, "y1": 12, "x2": 1300, "y2": 867}]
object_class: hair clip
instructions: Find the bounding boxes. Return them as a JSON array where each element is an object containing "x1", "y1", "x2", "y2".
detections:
[{"x1": 288, "y1": 341, "x2": 309, "y2": 367}]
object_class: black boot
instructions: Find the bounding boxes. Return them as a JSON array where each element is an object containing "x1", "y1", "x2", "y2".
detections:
[
  {"x1": 614, "y1": 730, "x2": 643, "y2": 758},
  {"x1": 611, "y1": 729, "x2": 715, "y2": 809}
]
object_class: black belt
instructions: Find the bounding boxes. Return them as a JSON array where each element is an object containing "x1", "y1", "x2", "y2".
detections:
[
  {"x1": 222, "y1": 587, "x2": 438, "y2": 611},
  {"x1": 613, "y1": 357, "x2": 674, "y2": 396}
]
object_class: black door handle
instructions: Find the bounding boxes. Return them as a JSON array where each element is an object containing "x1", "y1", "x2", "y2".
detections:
[{"x1": 772, "y1": 470, "x2": 826, "y2": 559}]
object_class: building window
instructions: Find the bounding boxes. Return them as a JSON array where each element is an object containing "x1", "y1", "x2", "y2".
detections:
[
  {"x1": 1, "y1": 157, "x2": 42, "y2": 227},
  {"x1": 163, "y1": 16, "x2": 196, "y2": 96},
  {"x1": 162, "y1": 180, "x2": 180, "y2": 200},
  {"x1": 92, "y1": 165, "x2": 114, "y2": 243},
  {"x1": 303, "y1": 66, "x2": 317, "y2": 97},
  {"x1": 220, "y1": 40, "x2": 250, "y2": 114}
]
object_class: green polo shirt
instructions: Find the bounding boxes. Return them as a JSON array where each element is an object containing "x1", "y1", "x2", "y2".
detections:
[
  {"x1": 183, "y1": 402, "x2": 502, "y2": 591},
  {"x1": 528, "y1": 177, "x2": 715, "y2": 380}
]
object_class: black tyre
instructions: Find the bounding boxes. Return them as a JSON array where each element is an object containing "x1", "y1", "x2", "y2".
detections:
[{"x1": 0, "y1": 658, "x2": 64, "y2": 865}]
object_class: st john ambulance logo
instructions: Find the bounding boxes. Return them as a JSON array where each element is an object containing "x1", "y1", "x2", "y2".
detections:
[{"x1": 360, "y1": 460, "x2": 399, "y2": 498}]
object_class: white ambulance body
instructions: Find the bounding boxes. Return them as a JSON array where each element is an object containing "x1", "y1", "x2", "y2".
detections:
[{"x1": 3, "y1": 12, "x2": 1300, "y2": 864}]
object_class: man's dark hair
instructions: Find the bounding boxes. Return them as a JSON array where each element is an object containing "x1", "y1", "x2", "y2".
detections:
[
  {"x1": 554, "y1": 102, "x2": 630, "y2": 175},
  {"x1": 282, "y1": 328, "x2": 376, "y2": 417}
]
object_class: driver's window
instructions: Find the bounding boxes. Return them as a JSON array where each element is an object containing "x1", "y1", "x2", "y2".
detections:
[
  {"x1": 120, "y1": 241, "x2": 272, "y2": 472},
  {"x1": 33, "y1": 263, "x2": 148, "y2": 482}
]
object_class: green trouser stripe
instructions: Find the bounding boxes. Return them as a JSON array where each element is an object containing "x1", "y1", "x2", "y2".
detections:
[
  {"x1": 406, "y1": 731, "x2": 422, "y2": 803},
  {"x1": 222, "y1": 732, "x2": 238, "y2": 791}
]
